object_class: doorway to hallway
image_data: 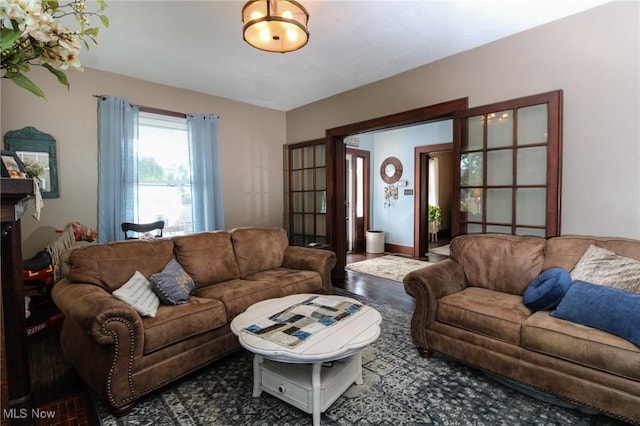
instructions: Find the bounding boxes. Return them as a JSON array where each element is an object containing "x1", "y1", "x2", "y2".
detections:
[
  {"x1": 346, "y1": 148, "x2": 370, "y2": 252},
  {"x1": 414, "y1": 144, "x2": 453, "y2": 258},
  {"x1": 328, "y1": 98, "x2": 469, "y2": 277}
]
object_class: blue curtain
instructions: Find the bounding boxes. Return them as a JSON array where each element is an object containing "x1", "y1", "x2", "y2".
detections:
[
  {"x1": 97, "y1": 96, "x2": 139, "y2": 242},
  {"x1": 187, "y1": 114, "x2": 224, "y2": 231}
]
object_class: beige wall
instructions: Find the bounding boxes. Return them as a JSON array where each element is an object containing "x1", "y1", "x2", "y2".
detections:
[
  {"x1": 286, "y1": 1, "x2": 640, "y2": 239},
  {"x1": 1, "y1": 67, "x2": 286, "y2": 257}
]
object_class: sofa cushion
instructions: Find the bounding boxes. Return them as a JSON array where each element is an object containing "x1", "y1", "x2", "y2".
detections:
[
  {"x1": 522, "y1": 311, "x2": 640, "y2": 380},
  {"x1": 231, "y1": 227, "x2": 289, "y2": 278},
  {"x1": 550, "y1": 281, "x2": 640, "y2": 347},
  {"x1": 569, "y1": 245, "x2": 640, "y2": 294},
  {"x1": 523, "y1": 267, "x2": 571, "y2": 311},
  {"x1": 142, "y1": 296, "x2": 227, "y2": 354},
  {"x1": 150, "y1": 259, "x2": 195, "y2": 305},
  {"x1": 437, "y1": 287, "x2": 531, "y2": 345},
  {"x1": 172, "y1": 231, "x2": 240, "y2": 288},
  {"x1": 245, "y1": 268, "x2": 324, "y2": 295},
  {"x1": 112, "y1": 270, "x2": 160, "y2": 317},
  {"x1": 543, "y1": 236, "x2": 640, "y2": 271},
  {"x1": 449, "y1": 234, "x2": 545, "y2": 295},
  {"x1": 195, "y1": 278, "x2": 284, "y2": 319},
  {"x1": 68, "y1": 239, "x2": 175, "y2": 292}
]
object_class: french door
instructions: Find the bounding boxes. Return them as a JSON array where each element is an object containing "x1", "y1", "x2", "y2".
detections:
[
  {"x1": 453, "y1": 90, "x2": 563, "y2": 237},
  {"x1": 286, "y1": 139, "x2": 331, "y2": 246}
]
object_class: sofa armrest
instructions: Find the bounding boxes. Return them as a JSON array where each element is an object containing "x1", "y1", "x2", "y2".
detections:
[
  {"x1": 403, "y1": 259, "x2": 467, "y2": 351},
  {"x1": 282, "y1": 246, "x2": 337, "y2": 294},
  {"x1": 52, "y1": 279, "x2": 146, "y2": 410},
  {"x1": 52, "y1": 279, "x2": 144, "y2": 346}
]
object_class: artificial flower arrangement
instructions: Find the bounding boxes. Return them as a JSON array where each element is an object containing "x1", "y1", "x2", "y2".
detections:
[
  {"x1": 22, "y1": 157, "x2": 45, "y2": 179},
  {"x1": 1, "y1": 0, "x2": 108, "y2": 99}
]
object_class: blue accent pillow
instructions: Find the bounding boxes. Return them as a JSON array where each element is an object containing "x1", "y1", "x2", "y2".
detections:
[
  {"x1": 523, "y1": 267, "x2": 572, "y2": 311},
  {"x1": 150, "y1": 259, "x2": 195, "y2": 305},
  {"x1": 551, "y1": 281, "x2": 640, "y2": 347}
]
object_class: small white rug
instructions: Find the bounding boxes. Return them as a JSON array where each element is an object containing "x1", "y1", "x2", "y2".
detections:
[
  {"x1": 430, "y1": 244, "x2": 450, "y2": 256},
  {"x1": 345, "y1": 255, "x2": 437, "y2": 282}
]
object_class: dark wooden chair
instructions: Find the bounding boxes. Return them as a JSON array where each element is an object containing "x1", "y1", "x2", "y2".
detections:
[{"x1": 121, "y1": 220, "x2": 165, "y2": 240}]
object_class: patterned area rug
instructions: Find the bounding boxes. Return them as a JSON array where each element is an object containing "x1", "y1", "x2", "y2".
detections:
[
  {"x1": 345, "y1": 255, "x2": 436, "y2": 282},
  {"x1": 98, "y1": 289, "x2": 623, "y2": 426}
]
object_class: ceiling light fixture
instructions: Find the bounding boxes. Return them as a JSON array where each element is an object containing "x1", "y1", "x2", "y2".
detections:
[{"x1": 242, "y1": 0, "x2": 310, "y2": 53}]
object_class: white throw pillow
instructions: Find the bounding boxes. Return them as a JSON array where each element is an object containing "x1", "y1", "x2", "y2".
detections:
[
  {"x1": 570, "y1": 245, "x2": 640, "y2": 294},
  {"x1": 113, "y1": 271, "x2": 160, "y2": 317}
]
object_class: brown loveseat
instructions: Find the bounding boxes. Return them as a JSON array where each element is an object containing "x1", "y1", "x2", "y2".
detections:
[
  {"x1": 51, "y1": 227, "x2": 336, "y2": 414},
  {"x1": 403, "y1": 234, "x2": 640, "y2": 424}
]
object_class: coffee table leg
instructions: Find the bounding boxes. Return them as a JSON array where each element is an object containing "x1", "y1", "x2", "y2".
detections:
[
  {"x1": 312, "y1": 362, "x2": 322, "y2": 426},
  {"x1": 354, "y1": 352, "x2": 363, "y2": 385},
  {"x1": 253, "y1": 354, "x2": 264, "y2": 397}
]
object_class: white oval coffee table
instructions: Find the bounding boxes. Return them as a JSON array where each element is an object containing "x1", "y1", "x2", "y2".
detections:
[{"x1": 230, "y1": 293, "x2": 382, "y2": 426}]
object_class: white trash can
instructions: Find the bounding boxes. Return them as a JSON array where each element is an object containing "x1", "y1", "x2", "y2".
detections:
[{"x1": 366, "y1": 230, "x2": 385, "y2": 254}]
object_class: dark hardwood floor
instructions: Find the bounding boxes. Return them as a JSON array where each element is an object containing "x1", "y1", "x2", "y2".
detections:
[
  {"x1": 339, "y1": 252, "x2": 417, "y2": 311},
  {"x1": 28, "y1": 326, "x2": 99, "y2": 426},
  {"x1": 336, "y1": 237, "x2": 451, "y2": 312}
]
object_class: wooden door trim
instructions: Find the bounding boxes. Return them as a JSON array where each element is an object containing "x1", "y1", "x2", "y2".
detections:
[
  {"x1": 413, "y1": 143, "x2": 453, "y2": 258},
  {"x1": 326, "y1": 98, "x2": 469, "y2": 277}
]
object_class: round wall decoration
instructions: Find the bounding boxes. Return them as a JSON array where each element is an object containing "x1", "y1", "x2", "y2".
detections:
[{"x1": 380, "y1": 156, "x2": 403, "y2": 184}]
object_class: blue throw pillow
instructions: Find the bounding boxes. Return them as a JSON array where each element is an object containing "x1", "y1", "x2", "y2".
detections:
[
  {"x1": 150, "y1": 259, "x2": 195, "y2": 305},
  {"x1": 523, "y1": 267, "x2": 572, "y2": 311},
  {"x1": 551, "y1": 281, "x2": 640, "y2": 347}
]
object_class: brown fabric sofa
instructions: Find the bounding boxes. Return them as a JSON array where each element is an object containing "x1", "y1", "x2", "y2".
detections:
[
  {"x1": 51, "y1": 227, "x2": 336, "y2": 415},
  {"x1": 403, "y1": 234, "x2": 640, "y2": 424}
]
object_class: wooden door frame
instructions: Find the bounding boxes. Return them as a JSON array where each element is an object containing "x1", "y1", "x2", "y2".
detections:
[
  {"x1": 326, "y1": 98, "x2": 468, "y2": 278},
  {"x1": 413, "y1": 143, "x2": 453, "y2": 258},
  {"x1": 346, "y1": 148, "x2": 371, "y2": 252}
]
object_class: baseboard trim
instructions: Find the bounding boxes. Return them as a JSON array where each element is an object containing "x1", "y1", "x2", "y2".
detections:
[{"x1": 384, "y1": 243, "x2": 413, "y2": 255}]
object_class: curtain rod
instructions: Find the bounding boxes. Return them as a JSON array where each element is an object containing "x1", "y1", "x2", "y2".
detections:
[{"x1": 93, "y1": 95, "x2": 219, "y2": 119}]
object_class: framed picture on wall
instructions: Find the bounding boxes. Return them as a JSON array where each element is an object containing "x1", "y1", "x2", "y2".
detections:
[{"x1": 1, "y1": 150, "x2": 27, "y2": 178}]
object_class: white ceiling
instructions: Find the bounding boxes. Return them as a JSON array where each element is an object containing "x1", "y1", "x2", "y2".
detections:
[{"x1": 80, "y1": 0, "x2": 611, "y2": 111}]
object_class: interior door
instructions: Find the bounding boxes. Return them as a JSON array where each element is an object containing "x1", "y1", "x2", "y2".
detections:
[
  {"x1": 287, "y1": 139, "x2": 330, "y2": 247},
  {"x1": 454, "y1": 90, "x2": 563, "y2": 238},
  {"x1": 346, "y1": 149, "x2": 370, "y2": 252}
]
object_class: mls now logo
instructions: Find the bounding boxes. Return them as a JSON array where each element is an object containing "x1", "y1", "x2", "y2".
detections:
[{"x1": 3, "y1": 408, "x2": 56, "y2": 420}]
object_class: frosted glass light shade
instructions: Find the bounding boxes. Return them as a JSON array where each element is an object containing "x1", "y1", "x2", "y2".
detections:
[{"x1": 242, "y1": 0, "x2": 309, "y2": 53}]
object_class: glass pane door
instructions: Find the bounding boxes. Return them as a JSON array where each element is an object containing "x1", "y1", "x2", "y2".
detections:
[
  {"x1": 287, "y1": 140, "x2": 329, "y2": 246},
  {"x1": 454, "y1": 91, "x2": 562, "y2": 238}
]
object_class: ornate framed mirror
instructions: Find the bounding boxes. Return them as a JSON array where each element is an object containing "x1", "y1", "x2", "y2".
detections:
[{"x1": 4, "y1": 126, "x2": 59, "y2": 198}]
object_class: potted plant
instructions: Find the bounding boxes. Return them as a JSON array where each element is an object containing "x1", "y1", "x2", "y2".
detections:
[
  {"x1": 428, "y1": 204, "x2": 442, "y2": 224},
  {"x1": 428, "y1": 205, "x2": 442, "y2": 239}
]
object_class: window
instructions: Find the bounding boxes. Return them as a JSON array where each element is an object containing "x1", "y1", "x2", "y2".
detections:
[
  {"x1": 136, "y1": 111, "x2": 193, "y2": 236},
  {"x1": 97, "y1": 96, "x2": 223, "y2": 242}
]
